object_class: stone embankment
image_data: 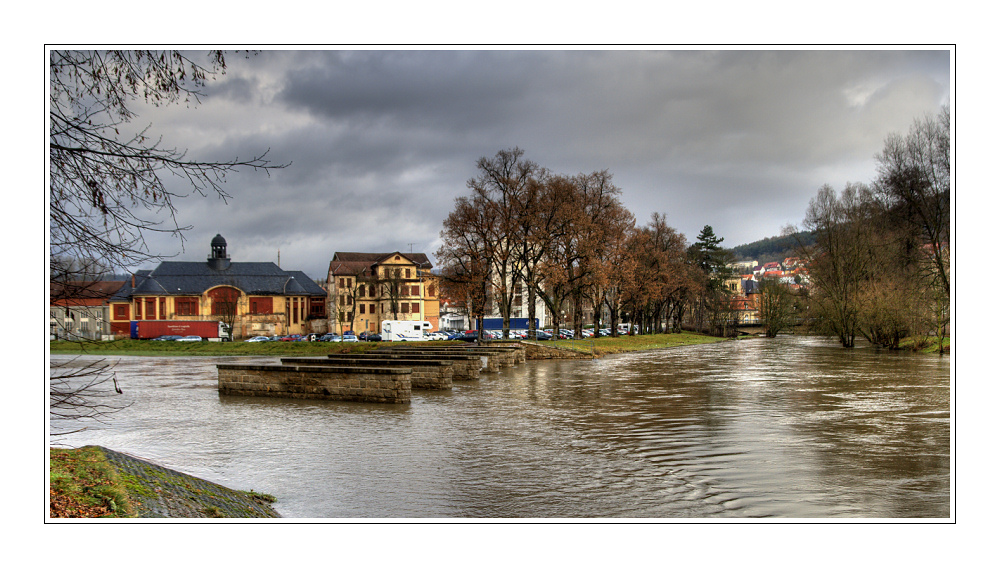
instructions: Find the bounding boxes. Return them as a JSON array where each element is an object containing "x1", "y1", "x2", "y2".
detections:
[
  {"x1": 218, "y1": 363, "x2": 411, "y2": 403},
  {"x1": 284, "y1": 356, "x2": 454, "y2": 390},
  {"x1": 98, "y1": 447, "x2": 280, "y2": 518},
  {"x1": 216, "y1": 343, "x2": 528, "y2": 403}
]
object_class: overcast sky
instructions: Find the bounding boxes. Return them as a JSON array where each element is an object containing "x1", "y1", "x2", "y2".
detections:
[{"x1": 120, "y1": 48, "x2": 950, "y2": 281}]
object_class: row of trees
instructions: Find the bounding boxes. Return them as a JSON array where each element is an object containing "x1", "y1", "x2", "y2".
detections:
[
  {"x1": 801, "y1": 107, "x2": 950, "y2": 351},
  {"x1": 437, "y1": 148, "x2": 742, "y2": 340}
]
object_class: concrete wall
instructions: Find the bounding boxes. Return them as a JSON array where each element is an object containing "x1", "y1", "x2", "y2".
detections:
[
  {"x1": 283, "y1": 357, "x2": 453, "y2": 390},
  {"x1": 326, "y1": 353, "x2": 481, "y2": 381},
  {"x1": 218, "y1": 364, "x2": 410, "y2": 403}
]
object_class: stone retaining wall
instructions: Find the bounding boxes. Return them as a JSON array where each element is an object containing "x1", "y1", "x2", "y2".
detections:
[
  {"x1": 326, "y1": 353, "x2": 482, "y2": 380},
  {"x1": 517, "y1": 341, "x2": 595, "y2": 360},
  {"x1": 377, "y1": 348, "x2": 497, "y2": 372},
  {"x1": 218, "y1": 364, "x2": 411, "y2": 403},
  {"x1": 379, "y1": 346, "x2": 519, "y2": 371},
  {"x1": 283, "y1": 357, "x2": 453, "y2": 390}
]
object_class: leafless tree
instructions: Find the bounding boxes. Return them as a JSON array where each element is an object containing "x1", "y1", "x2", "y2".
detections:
[
  {"x1": 467, "y1": 147, "x2": 543, "y2": 338},
  {"x1": 758, "y1": 277, "x2": 794, "y2": 338},
  {"x1": 803, "y1": 183, "x2": 881, "y2": 347},
  {"x1": 49, "y1": 50, "x2": 285, "y2": 430},
  {"x1": 50, "y1": 358, "x2": 130, "y2": 436}
]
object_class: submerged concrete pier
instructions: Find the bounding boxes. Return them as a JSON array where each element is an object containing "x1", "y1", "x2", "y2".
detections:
[
  {"x1": 283, "y1": 356, "x2": 453, "y2": 390},
  {"x1": 218, "y1": 363, "x2": 411, "y2": 403}
]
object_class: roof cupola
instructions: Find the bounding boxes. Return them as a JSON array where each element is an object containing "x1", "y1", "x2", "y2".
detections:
[{"x1": 208, "y1": 234, "x2": 231, "y2": 270}]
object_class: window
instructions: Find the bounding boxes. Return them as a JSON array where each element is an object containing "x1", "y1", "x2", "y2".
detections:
[
  {"x1": 427, "y1": 284, "x2": 436, "y2": 297},
  {"x1": 411, "y1": 302, "x2": 420, "y2": 314},
  {"x1": 209, "y1": 287, "x2": 240, "y2": 316},
  {"x1": 114, "y1": 305, "x2": 129, "y2": 320},
  {"x1": 339, "y1": 278, "x2": 345, "y2": 288},
  {"x1": 309, "y1": 298, "x2": 325, "y2": 317},
  {"x1": 249, "y1": 297, "x2": 273, "y2": 315},
  {"x1": 145, "y1": 298, "x2": 156, "y2": 320},
  {"x1": 370, "y1": 304, "x2": 375, "y2": 314},
  {"x1": 359, "y1": 304, "x2": 366, "y2": 314},
  {"x1": 369, "y1": 285, "x2": 376, "y2": 297},
  {"x1": 405, "y1": 268, "x2": 411, "y2": 278},
  {"x1": 293, "y1": 298, "x2": 299, "y2": 323},
  {"x1": 402, "y1": 303, "x2": 409, "y2": 313},
  {"x1": 176, "y1": 297, "x2": 199, "y2": 316},
  {"x1": 159, "y1": 298, "x2": 166, "y2": 318},
  {"x1": 411, "y1": 285, "x2": 420, "y2": 296},
  {"x1": 359, "y1": 286, "x2": 366, "y2": 298}
]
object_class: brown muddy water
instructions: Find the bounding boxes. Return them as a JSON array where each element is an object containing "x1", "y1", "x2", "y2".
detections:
[{"x1": 49, "y1": 336, "x2": 951, "y2": 518}]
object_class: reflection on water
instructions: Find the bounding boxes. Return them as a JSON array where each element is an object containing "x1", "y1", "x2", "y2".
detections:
[{"x1": 50, "y1": 336, "x2": 950, "y2": 518}]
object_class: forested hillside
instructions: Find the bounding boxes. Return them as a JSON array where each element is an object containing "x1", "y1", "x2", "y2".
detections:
[{"x1": 730, "y1": 230, "x2": 815, "y2": 264}]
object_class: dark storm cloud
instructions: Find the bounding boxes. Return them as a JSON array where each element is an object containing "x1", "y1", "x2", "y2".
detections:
[{"x1": 130, "y1": 48, "x2": 950, "y2": 280}]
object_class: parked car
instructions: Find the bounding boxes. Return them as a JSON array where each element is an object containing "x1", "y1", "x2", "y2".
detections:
[
  {"x1": 457, "y1": 330, "x2": 480, "y2": 342},
  {"x1": 340, "y1": 335, "x2": 359, "y2": 342},
  {"x1": 280, "y1": 335, "x2": 302, "y2": 342},
  {"x1": 152, "y1": 335, "x2": 183, "y2": 341},
  {"x1": 245, "y1": 336, "x2": 270, "y2": 342},
  {"x1": 427, "y1": 332, "x2": 449, "y2": 340},
  {"x1": 175, "y1": 335, "x2": 202, "y2": 342},
  {"x1": 318, "y1": 334, "x2": 338, "y2": 342},
  {"x1": 365, "y1": 333, "x2": 381, "y2": 342}
]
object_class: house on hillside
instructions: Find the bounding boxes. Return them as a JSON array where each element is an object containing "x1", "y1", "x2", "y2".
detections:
[
  {"x1": 327, "y1": 251, "x2": 440, "y2": 334},
  {"x1": 106, "y1": 234, "x2": 327, "y2": 339}
]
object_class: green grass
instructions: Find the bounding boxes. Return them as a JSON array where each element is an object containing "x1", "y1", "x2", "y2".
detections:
[
  {"x1": 522, "y1": 332, "x2": 730, "y2": 356},
  {"x1": 49, "y1": 339, "x2": 387, "y2": 357},
  {"x1": 50, "y1": 446, "x2": 135, "y2": 518},
  {"x1": 52, "y1": 334, "x2": 733, "y2": 358},
  {"x1": 899, "y1": 335, "x2": 950, "y2": 354}
]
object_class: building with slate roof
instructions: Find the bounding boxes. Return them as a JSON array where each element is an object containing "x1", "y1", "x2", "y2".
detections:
[
  {"x1": 50, "y1": 279, "x2": 128, "y2": 340},
  {"x1": 327, "y1": 251, "x2": 440, "y2": 334},
  {"x1": 107, "y1": 235, "x2": 327, "y2": 338}
]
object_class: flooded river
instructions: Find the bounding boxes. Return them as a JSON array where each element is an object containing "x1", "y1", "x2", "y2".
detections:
[{"x1": 49, "y1": 336, "x2": 951, "y2": 518}]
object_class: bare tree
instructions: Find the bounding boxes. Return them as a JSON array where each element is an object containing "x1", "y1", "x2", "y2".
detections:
[
  {"x1": 49, "y1": 50, "x2": 285, "y2": 430},
  {"x1": 467, "y1": 147, "x2": 543, "y2": 339},
  {"x1": 50, "y1": 50, "x2": 286, "y2": 272},
  {"x1": 874, "y1": 106, "x2": 950, "y2": 352},
  {"x1": 803, "y1": 183, "x2": 880, "y2": 348},
  {"x1": 438, "y1": 194, "x2": 494, "y2": 340},
  {"x1": 50, "y1": 359, "x2": 129, "y2": 436},
  {"x1": 758, "y1": 277, "x2": 793, "y2": 338}
]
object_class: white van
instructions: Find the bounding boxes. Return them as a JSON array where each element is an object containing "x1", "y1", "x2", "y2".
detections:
[{"x1": 381, "y1": 320, "x2": 432, "y2": 342}]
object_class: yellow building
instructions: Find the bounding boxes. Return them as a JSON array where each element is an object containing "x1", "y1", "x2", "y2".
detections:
[
  {"x1": 327, "y1": 252, "x2": 440, "y2": 334},
  {"x1": 107, "y1": 235, "x2": 327, "y2": 338}
]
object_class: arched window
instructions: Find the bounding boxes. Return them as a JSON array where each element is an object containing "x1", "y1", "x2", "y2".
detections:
[{"x1": 208, "y1": 287, "x2": 241, "y2": 315}]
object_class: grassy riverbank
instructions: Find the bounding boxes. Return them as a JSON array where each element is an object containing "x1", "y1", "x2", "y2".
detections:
[
  {"x1": 899, "y1": 335, "x2": 951, "y2": 354},
  {"x1": 527, "y1": 332, "x2": 731, "y2": 356},
  {"x1": 49, "y1": 338, "x2": 383, "y2": 357},
  {"x1": 50, "y1": 446, "x2": 134, "y2": 518},
  {"x1": 50, "y1": 446, "x2": 279, "y2": 518},
  {"x1": 50, "y1": 333, "x2": 730, "y2": 358}
]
